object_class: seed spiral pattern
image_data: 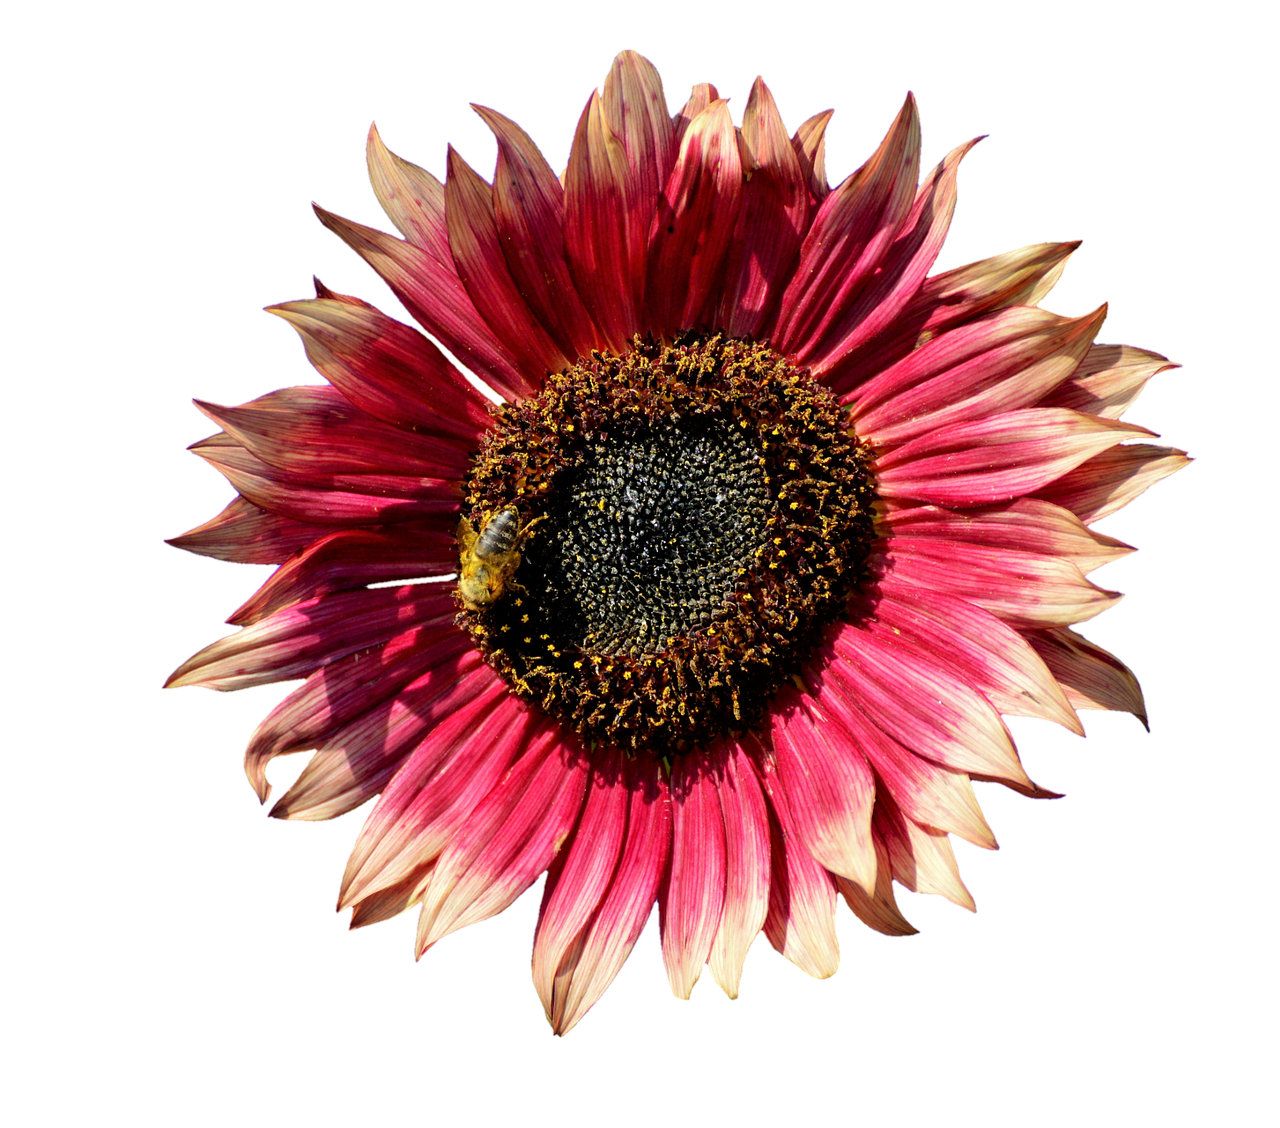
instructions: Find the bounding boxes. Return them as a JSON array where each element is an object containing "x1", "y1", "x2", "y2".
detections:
[
  {"x1": 460, "y1": 335, "x2": 877, "y2": 755},
  {"x1": 532, "y1": 421, "x2": 771, "y2": 656}
]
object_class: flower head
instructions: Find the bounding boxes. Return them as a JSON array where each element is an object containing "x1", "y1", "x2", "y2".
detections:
[{"x1": 168, "y1": 50, "x2": 1186, "y2": 1033}]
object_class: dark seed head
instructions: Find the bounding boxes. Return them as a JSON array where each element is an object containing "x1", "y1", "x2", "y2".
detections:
[{"x1": 460, "y1": 335, "x2": 876, "y2": 756}]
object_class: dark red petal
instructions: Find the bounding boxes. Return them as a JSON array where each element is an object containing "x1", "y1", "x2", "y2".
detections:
[
  {"x1": 1033, "y1": 443, "x2": 1191, "y2": 523},
  {"x1": 313, "y1": 205, "x2": 532, "y2": 401},
  {"x1": 166, "y1": 496, "x2": 330, "y2": 564},
  {"x1": 227, "y1": 528, "x2": 456, "y2": 626},
  {"x1": 646, "y1": 99, "x2": 743, "y2": 333},
  {"x1": 603, "y1": 50, "x2": 675, "y2": 209},
  {"x1": 366, "y1": 124, "x2": 452, "y2": 264},
  {"x1": 671, "y1": 83, "x2": 720, "y2": 148},
  {"x1": 790, "y1": 109, "x2": 833, "y2": 204},
  {"x1": 475, "y1": 105, "x2": 602, "y2": 359},
  {"x1": 266, "y1": 290, "x2": 492, "y2": 442},
  {"x1": 715, "y1": 77, "x2": 810, "y2": 339},
  {"x1": 1027, "y1": 627, "x2": 1148, "y2": 727},
  {"x1": 774, "y1": 94, "x2": 921, "y2": 363}
]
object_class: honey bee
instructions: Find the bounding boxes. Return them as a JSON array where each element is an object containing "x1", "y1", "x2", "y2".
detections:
[{"x1": 457, "y1": 506, "x2": 546, "y2": 611}]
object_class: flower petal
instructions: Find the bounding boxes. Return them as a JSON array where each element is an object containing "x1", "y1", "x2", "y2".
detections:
[
  {"x1": 873, "y1": 537, "x2": 1122, "y2": 628},
  {"x1": 445, "y1": 146, "x2": 569, "y2": 379},
  {"x1": 532, "y1": 749, "x2": 628, "y2": 1018},
  {"x1": 244, "y1": 629, "x2": 474, "y2": 803},
  {"x1": 366, "y1": 123, "x2": 452, "y2": 264},
  {"x1": 811, "y1": 665, "x2": 997, "y2": 849},
  {"x1": 758, "y1": 748, "x2": 840, "y2": 979},
  {"x1": 767, "y1": 685, "x2": 877, "y2": 893},
  {"x1": 475, "y1": 104, "x2": 602, "y2": 359},
  {"x1": 806, "y1": 136, "x2": 982, "y2": 378},
  {"x1": 166, "y1": 495, "x2": 328, "y2": 564},
  {"x1": 195, "y1": 387, "x2": 470, "y2": 480},
  {"x1": 714, "y1": 77, "x2": 810, "y2": 339},
  {"x1": 563, "y1": 91, "x2": 646, "y2": 351},
  {"x1": 544, "y1": 757, "x2": 671, "y2": 1035},
  {"x1": 790, "y1": 109, "x2": 833, "y2": 204},
  {"x1": 828, "y1": 241, "x2": 1080, "y2": 397},
  {"x1": 266, "y1": 288, "x2": 492, "y2": 443},
  {"x1": 877, "y1": 498, "x2": 1132, "y2": 575},
  {"x1": 708, "y1": 739, "x2": 770, "y2": 999},
  {"x1": 348, "y1": 863, "x2": 436, "y2": 929},
  {"x1": 833, "y1": 829, "x2": 917, "y2": 937},
  {"x1": 313, "y1": 205, "x2": 531, "y2": 400},
  {"x1": 828, "y1": 617, "x2": 1030, "y2": 788},
  {"x1": 1033, "y1": 443, "x2": 1191, "y2": 523},
  {"x1": 849, "y1": 305, "x2": 1107, "y2": 447},
  {"x1": 227, "y1": 527, "x2": 456, "y2": 627},
  {"x1": 415, "y1": 721, "x2": 590, "y2": 951},
  {"x1": 875, "y1": 793, "x2": 975, "y2": 911},
  {"x1": 269, "y1": 652, "x2": 497, "y2": 822},
  {"x1": 1041, "y1": 343, "x2": 1177, "y2": 419},
  {"x1": 659, "y1": 751, "x2": 727, "y2": 999},
  {"x1": 165, "y1": 582, "x2": 456, "y2": 691},
  {"x1": 1027, "y1": 627, "x2": 1148, "y2": 727},
  {"x1": 774, "y1": 94, "x2": 921, "y2": 364},
  {"x1": 875, "y1": 408, "x2": 1155, "y2": 507},
  {"x1": 190, "y1": 432, "x2": 461, "y2": 526},
  {"x1": 646, "y1": 99, "x2": 743, "y2": 333},
  {"x1": 603, "y1": 49, "x2": 675, "y2": 208},
  {"x1": 864, "y1": 574, "x2": 1081, "y2": 732},
  {"x1": 337, "y1": 686, "x2": 529, "y2": 906},
  {"x1": 670, "y1": 83, "x2": 719, "y2": 148}
]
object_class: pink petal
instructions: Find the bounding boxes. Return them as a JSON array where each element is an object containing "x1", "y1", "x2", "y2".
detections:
[
  {"x1": 849, "y1": 305, "x2": 1107, "y2": 446},
  {"x1": 1027, "y1": 627, "x2": 1148, "y2": 727},
  {"x1": 227, "y1": 527, "x2": 455, "y2": 627},
  {"x1": 415, "y1": 722, "x2": 590, "y2": 951},
  {"x1": 829, "y1": 616, "x2": 1030, "y2": 786},
  {"x1": 671, "y1": 83, "x2": 720, "y2": 149},
  {"x1": 1033, "y1": 443, "x2": 1191, "y2": 523},
  {"x1": 875, "y1": 793, "x2": 975, "y2": 910},
  {"x1": 269, "y1": 653, "x2": 498, "y2": 822},
  {"x1": 314, "y1": 205, "x2": 532, "y2": 401},
  {"x1": 190, "y1": 432, "x2": 461, "y2": 527},
  {"x1": 774, "y1": 94, "x2": 920, "y2": 364},
  {"x1": 874, "y1": 408, "x2": 1155, "y2": 507},
  {"x1": 266, "y1": 288, "x2": 491, "y2": 443},
  {"x1": 337, "y1": 687, "x2": 530, "y2": 905},
  {"x1": 244, "y1": 629, "x2": 473, "y2": 803},
  {"x1": 806, "y1": 136, "x2": 982, "y2": 379},
  {"x1": 445, "y1": 146, "x2": 568, "y2": 380},
  {"x1": 878, "y1": 497, "x2": 1133, "y2": 575},
  {"x1": 195, "y1": 387, "x2": 470, "y2": 480},
  {"x1": 790, "y1": 109, "x2": 833, "y2": 204},
  {"x1": 862, "y1": 574, "x2": 1080, "y2": 732},
  {"x1": 532, "y1": 749, "x2": 628, "y2": 1018},
  {"x1": 476, "y1": 104, "x2": 603, "y2": 359},
  {"x1": 708, "y1": 739, "x2": 770, "y2": 999},
  {"x1": 713, "y1": 77, "x2": 810, "y2": 339},
  {"x1": 166, "y1": 496, "x2": 330, "y2": 564},
  {"x1": 366, "y1": 123, "x2": 452, "y2": 265},
  {"x1": 563, "y1": 91, "x2": 646, "y2": 352},
  {"x1": 757, "y1": 744, "x2": 840, "y2": 978},
  {"x1": 833, "y1": 830, "x2": 917, "y2": 937},
  {"x1": 544, "y1": 757, "x2": 671, "y2": 1035},
  {"x1": 1041, "y1": 342, "x2": 1177, "y2": 419},
  {"x1": 165, "y1": 582, "x2": 456, "y2": 691},
  {"x1": 659, "y1": 751, "x2": 727, "y2": 999},
  {"x1": 645, "y1": 99, "x2": 743, "y2": 333},
  {"x1": 828, "y1": 241, "x2": 1080, "y2": 397},
  {"x1": 602, "y1": 50, "x2": 675, "y2": 209},
  {"x1": 873, "y1": 537, "x2": 1122, "y2": 628},
  {"x1": 766, "y1": 685, "x2": 877, "y2": 893},
  {"x1": 811, "y1": 667, "x2": 997, "y2": 849}
]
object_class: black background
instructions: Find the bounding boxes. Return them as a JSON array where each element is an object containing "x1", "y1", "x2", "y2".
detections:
[{"x1": 160, "y1": 32, "x2": 1198, "y2": 1055}]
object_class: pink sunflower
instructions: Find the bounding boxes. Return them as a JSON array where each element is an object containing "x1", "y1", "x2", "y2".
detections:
[{"x1": 167, "y1": 50, "x2": 1186, "y2": 1034}]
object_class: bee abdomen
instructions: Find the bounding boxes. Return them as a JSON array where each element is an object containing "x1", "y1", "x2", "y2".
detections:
[{"x1": 476, "y1": 507, "x2": 520, "y2": 558}]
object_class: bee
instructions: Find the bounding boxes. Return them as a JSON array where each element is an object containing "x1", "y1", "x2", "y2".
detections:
[{"x1": 457, "y1": 506, "x2": 546, "y2": 611}]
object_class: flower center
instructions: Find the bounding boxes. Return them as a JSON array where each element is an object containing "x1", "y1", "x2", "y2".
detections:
[{"x1": 460, "y1": 336, "x2": 876, "y2": 755}]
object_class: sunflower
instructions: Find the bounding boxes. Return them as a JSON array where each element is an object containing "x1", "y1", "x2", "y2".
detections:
[{"x1": 167, "y1": 50, "x2": 1186, "y2": 1034}]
